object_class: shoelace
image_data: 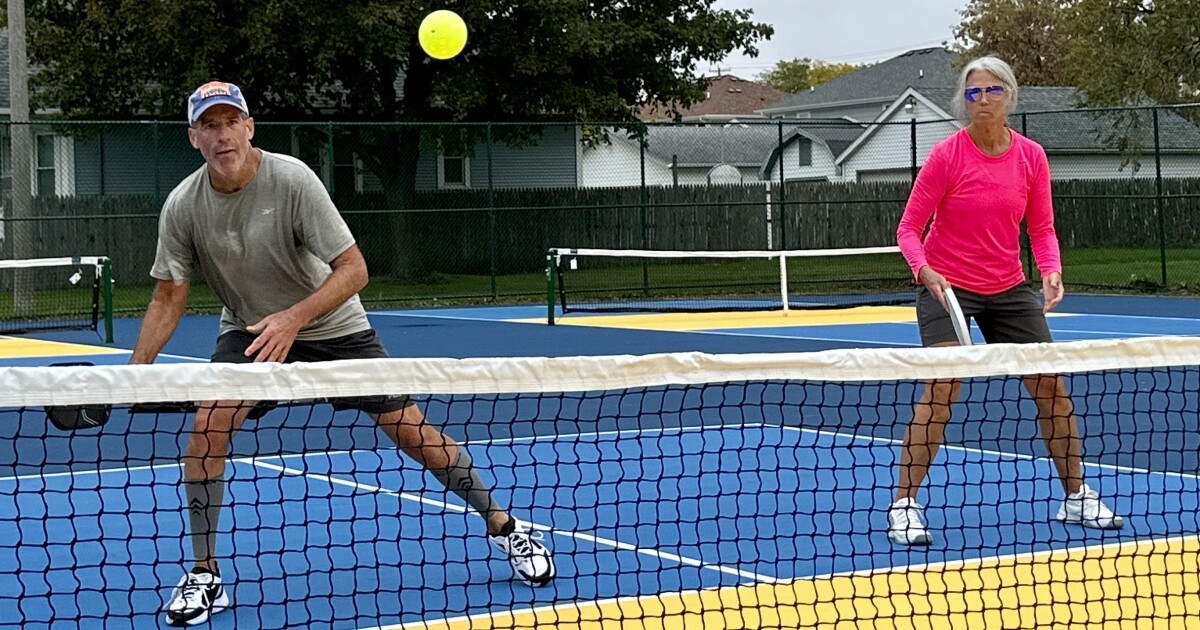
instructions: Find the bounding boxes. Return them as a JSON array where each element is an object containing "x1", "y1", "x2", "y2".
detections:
[
  {"x1": 506, "y1": 530, "x2": 545, "y2": 556},
  {"x1": 177, "y1": 576, "x2": 213, "y2": 608}
]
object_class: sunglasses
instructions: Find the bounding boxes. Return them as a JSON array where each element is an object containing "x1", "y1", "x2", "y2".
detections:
[{"x1": 964, "y1": 85, "x2": 1006, "y2": 103}]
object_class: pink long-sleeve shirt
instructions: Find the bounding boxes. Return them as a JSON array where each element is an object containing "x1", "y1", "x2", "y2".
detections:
[{"x1": 897, "y1": 127, "x2": 1061, "y2": 296}]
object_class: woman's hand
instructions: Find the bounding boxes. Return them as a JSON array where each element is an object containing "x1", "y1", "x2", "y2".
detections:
[
  {"x1": 1042, "y1": 272, "x2": 1064, "y2": 313},
  {"x1": 918, "y1": 265, "x2": 952, "y2": 311}
]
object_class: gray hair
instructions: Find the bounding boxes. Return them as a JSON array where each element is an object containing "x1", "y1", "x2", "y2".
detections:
[{"x1": 951, "y1": 56, "x2": 1019, "y2": 122}]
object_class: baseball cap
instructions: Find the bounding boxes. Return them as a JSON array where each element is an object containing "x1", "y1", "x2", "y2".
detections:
[{"x1": 187, "y1": 81, "x2": 250, "y2": 124}]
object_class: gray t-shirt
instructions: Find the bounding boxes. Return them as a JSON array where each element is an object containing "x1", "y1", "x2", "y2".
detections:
[{"x1": 151, "y1": 149, "x2": 370, "y2": 340}]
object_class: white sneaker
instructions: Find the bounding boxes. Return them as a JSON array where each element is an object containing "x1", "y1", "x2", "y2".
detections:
[
  {"x1": 1057, "y1": 484, "x2": 1124, "y2": 529},
  {"x1": 164, "y1": 570, "x2": 230, "y2": 626},
  {"x1": 489, "y1": 521, "x2": 556, "y2": 586},
  {"x1": 888, "y1": 497, "x2": 932, "y2": 545}
]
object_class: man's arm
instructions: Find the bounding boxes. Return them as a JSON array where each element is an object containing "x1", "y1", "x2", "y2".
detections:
[
  {"x1": 244, "y1": 245, "x2": 369, "y2": 362},
  {"x1": 129, "y1": 279, "x2": 190, "y2": 364}
]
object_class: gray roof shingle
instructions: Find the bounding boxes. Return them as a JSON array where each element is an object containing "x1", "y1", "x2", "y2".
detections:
[
  {"x1": 641, "y1": 120, "x2": 866, "y2": 166},
  {"x1": 762, "y1": 47, "x2": 959, "y2": 113}
]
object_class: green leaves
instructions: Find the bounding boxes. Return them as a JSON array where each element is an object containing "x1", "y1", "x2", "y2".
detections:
[
  {"x1": 954, "y1": 0, "x2": 1200, "y2": 106},
  {"x1": 25, "y1": 0, "x2": 772, "y2": 125}
]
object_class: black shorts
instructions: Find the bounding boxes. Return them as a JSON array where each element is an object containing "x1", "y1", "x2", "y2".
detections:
[
  {"x1": 212, "y1": 329, "x2": 413, "y2": 414},
  {"x1": 916, "y1": 283, "x2": 1053, "y2": 346}
]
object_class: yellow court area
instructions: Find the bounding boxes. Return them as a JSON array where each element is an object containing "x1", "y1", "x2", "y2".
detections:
[
  {"x1": 397, "y1": 535, "x2": 1200, "y2": 630},
  {"x1": 0, "y1": 337, "x2": 125, "y2": 359},
  {"x1": 524, "y1": 306, "x2": 917, "y2": 332}
]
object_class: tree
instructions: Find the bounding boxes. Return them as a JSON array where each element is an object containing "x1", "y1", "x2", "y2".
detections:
[
  {"x1": 25, "y1": 0, "x2": 772, "y2": 275},
  {"x1": 26, "y1": 0, "x2": 772, "y2": 123},
  {"x1": 1063, "y1": 0, "x2": 1200, "y2": 106},
  {"x1": 952, "y1": 0, "x2": 1075, "y2": 86},
  {"x1": 954, "y1": 0, "x2": 1200, "y2": 105},
  {"x1": 807, "y1": 60, "x2": 861, "y2": 89},
  {"x1": 759, "y1": 58, "x2": 810, "y2": 93},
  {"x1": 759, "y1": 58, "x2": 859, "y2": 93}
]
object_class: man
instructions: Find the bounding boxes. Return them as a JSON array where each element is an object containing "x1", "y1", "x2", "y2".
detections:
[{"x1": 132, "y1": 81, "x2": 554, "y2": 627}]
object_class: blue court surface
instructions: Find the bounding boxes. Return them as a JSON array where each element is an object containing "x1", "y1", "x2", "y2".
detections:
[{"x1": 3, "y1": 294, "x2": 1200, "y2": 628}]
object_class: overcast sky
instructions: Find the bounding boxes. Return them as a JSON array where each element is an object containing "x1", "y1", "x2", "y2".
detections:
[{"x1": 710, "y1": 0, "x2": 968, "y2": 78}]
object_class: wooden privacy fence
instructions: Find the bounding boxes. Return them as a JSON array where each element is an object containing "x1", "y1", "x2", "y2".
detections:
[{"x1": 7, "y1": 178, "x2": 1200, "y2": 287}]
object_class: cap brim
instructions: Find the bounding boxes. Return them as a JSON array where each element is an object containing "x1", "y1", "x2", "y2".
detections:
[{"x1": 189, "y1": 97, "x2": 249, "y2": 124}]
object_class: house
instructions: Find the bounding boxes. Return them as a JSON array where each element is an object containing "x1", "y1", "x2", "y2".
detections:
[
  {"x1": 578, "y1": 122, "x2": 812, "y2": 187},
  {"x1": 750, "y1": 44, "x2": 1200, "y2": 183},
  {"x1": 639, "y1": 75, "x2": 787, "y2": 123},
  {"x1": 826, "y1": 86, "x2": 1200, "y2": 183},
  {"x1": 759, "y1": 47, "x2": 959, "y2": 121}
]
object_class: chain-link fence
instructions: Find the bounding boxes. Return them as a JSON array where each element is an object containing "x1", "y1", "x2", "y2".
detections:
[{"x1": 2, "y1": 103, "x2": 1200, "y2": 311}]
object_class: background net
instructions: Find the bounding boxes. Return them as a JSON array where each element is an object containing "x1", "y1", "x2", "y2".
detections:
[
  {"x1": 549, "y1": 247, "x2": 914, "y2": 317},
  {"x1": 0, "y1": 257, "x2": 111, "y2": 337},
  {"x1": 2, "y1": 336, "x2": 1199, "y2": 628}
]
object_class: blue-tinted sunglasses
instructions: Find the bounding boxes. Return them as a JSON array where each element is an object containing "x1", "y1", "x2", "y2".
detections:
[{"x1": 964, "y1": 85, "x2": 1006, "y2": 103}]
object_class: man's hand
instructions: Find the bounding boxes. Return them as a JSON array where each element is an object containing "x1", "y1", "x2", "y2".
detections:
[
  {"x1": 918, "y1": 266, "x2": 952, "y2": 311},
  {"x1": 1042, "y1": 271, "x2": 1064, "y2": 314},
  {"x1": 244, "y1": 310, "x2": 305, "y2": 363}
]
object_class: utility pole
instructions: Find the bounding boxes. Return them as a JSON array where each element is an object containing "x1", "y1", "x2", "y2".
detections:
[{"x1": 8, "y1": 0, "x2": 35, "y2": 311}]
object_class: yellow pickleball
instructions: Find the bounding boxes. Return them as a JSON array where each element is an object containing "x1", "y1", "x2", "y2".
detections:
[{"x1": 419, "y1": 10, "x2": 468, "y2": 60}]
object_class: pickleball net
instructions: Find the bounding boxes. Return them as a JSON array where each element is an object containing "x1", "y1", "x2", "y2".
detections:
[
  {"x1": 547, "y1": 246, "x2": 914, "y2": 320},
  {"x1": 2, "y1": 335, "x2": 1199, "y2": 628},
  {"x1": 0, "y1": 256, "x2": 114, "y2": 340}
]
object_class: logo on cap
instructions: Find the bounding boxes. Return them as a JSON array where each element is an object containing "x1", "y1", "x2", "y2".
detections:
[{"x1": 187, "y1": 81, "x2": 250, "y2": 124}]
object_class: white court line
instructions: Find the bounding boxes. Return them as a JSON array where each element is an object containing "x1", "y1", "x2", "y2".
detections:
[
  {"x1": 0, "y1": 423, "x2": 759, "y2": 483},
  {"x1": 461, "y1": 422, "x2": 768, "y2": 446},
  {"x1": 368, "y1": 312, "x2": 529, "y2": 324},
  {"x1": 775, "y1": 424, "x2": 1200, "y2": 482},
  {"x1": 1070, "y1": 313, "x2": 1200, "y2": 323},
  {"x1": 1050, "y1": 329, "x2": 1175, "y2": 337},
  {"x1": 678, "y1": 328, "x2": 920, "y2": 346},
  {"x1": 803, "y1": 531, "x2": 1200, "y2": 582},
  {"x1": 246, "y1": 456, "x2": 777, "y2": 584}
]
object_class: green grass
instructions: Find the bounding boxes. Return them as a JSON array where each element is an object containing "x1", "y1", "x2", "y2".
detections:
[
  {"x1": 10, "y1": 248, "x2": 1199, "y2": 326},
  {"x1": 1056, "y1": 247, "x2": 1200, "y2": 293}
]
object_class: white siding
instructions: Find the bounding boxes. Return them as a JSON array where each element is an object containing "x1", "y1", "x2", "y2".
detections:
[
  {"x1": 1048, "y1": 154, "x2": 1200, "y2": 180},
  {"x1": 840, "y1": 101, "x2": 959, "y2": 182},
  {"x1": 765, "y1": 141, "x2": 838, "y2": 182},
  {"x1": 578, "y1": 137, "x2": 674, "y2": 188}
]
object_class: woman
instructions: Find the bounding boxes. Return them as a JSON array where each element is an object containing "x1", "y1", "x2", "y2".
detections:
[{"x1": 888, "y1": 56, "x2": 1123, "y2": 546}]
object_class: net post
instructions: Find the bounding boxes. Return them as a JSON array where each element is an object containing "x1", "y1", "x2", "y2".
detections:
[
  {"x1": 101, "y1": 257, "x2": 114, "y2": 343},
  {"x1": 545, "y1": 250, "x2": 556, "y2": 326},
  {"x1": 779, "y1": 253, "x2": 789, "y2": 316}
]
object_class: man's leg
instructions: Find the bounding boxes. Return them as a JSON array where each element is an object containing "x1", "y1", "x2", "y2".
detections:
[
  {"x1": 372, "y1": 404, "x2": 510, "y2": 535},
  {"x1": 183, "y1": 401, "x2": 255, "y2": 572},
  {"x1": 371, "y1": 403, "x2": 556, "y2": 585},
  {"x1": 165, "y1": 400, "x2": 253, "y2": 626}
]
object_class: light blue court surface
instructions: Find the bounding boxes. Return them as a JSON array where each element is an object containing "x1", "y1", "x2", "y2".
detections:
[{"x1": 3, "y1": 294, "x2": 1200, "y2": 628}]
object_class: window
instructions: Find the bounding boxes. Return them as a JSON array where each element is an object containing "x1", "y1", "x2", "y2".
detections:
[
  {"x1": 1, "y1": 133, "x2": 74, "y2": 197},
  {"x1": 438, "y1": 155, "x2": 471, "y2": 188},
  {"x1": 796, "y1": 138, "x2": 813, "y2": 167},
  {"x1": 32, "y1": 134, "x2": 75, "y2": 197},
  {"x1": 36, "y1": 135, "x2": 56, "y2": 195}
]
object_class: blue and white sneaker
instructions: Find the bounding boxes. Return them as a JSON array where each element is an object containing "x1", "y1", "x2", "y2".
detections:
[
  {"x1": 489, "y1": 520, "x2": 556, "y2": 586},
  {"x1": 164, "y1": 570, "x2": 230, "y2": 626}
]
